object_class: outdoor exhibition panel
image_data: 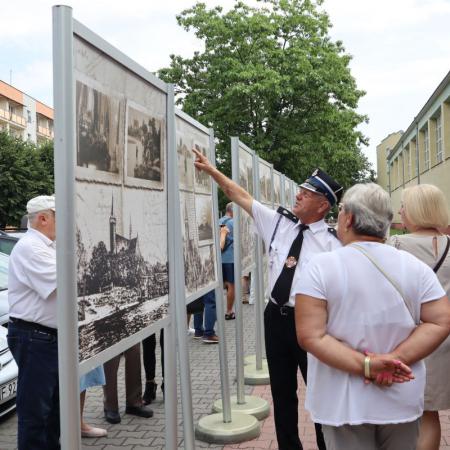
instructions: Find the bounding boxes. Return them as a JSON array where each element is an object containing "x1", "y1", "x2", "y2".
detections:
[
  {"x1": 175, "y1": 109, "x2": 219, "y2": 303},
  {"x1": 72, "y1": 19, "x2": 170, "y2": 369},
  {"x1": 53, "y1": 7, "x2": 178, "y2": 450}
]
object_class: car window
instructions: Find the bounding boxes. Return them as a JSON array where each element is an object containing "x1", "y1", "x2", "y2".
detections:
[
  {"x1": 0, "y1": 253, "x2": 8, "y2": 291},
  {"x1": 0, "y1": 238, "x2": 17, "y2": 256}
]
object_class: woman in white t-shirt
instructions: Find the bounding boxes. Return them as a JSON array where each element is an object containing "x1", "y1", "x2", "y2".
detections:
[{"x1": 294, "y1": 183, "x2": 450, "y2": 450}]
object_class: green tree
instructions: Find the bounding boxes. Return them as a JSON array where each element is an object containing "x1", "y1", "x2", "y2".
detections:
[
  {"x1": 0, "y1": 132, "x2": 54, "y2": 228},
  {"x1": 159, "y1": 0, "x2": 371, "y2": 188}
]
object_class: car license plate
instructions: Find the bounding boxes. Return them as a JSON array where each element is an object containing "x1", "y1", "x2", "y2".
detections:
[{"x1": 0, "y1": 378, "x2": 17, "y2": 403}]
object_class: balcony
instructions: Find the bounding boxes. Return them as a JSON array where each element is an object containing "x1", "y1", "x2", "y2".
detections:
[
  {"x1": 0, "y1": 107, "x2": 25, "y2": 127},
  {"x1": 37, "y1": 125, "x2": 54, "y2": 139}
]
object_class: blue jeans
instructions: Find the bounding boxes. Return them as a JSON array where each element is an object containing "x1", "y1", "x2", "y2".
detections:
[
  {"x1": 193, "y1": 291, "x2": 217, "y2": 337},
  {"x1": 7, "y1": 321, "x2": 60, "y2": 450}
]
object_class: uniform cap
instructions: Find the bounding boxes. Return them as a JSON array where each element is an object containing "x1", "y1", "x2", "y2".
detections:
[
  {"x1": 27, "y1": 195, "x2": 56, "y2": 214},
  {"x1": 300, "y1": 168, "x2": 343, "y2": 206}
]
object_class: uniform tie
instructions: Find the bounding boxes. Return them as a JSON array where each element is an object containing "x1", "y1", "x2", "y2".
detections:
[{"x1": 271, "y1": 224, "x2": 309, "y2": 306}]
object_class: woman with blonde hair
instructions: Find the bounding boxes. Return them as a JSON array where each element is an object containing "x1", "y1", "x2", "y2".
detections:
[
  {"x1": 389, "y1": 183, "x2": 450, "y2": 450},
  {"x1": 295, "y1": 183, "x2": 450, "y2": 450}
]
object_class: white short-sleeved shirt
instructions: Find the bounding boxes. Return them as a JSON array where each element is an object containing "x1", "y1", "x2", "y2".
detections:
[
  {"x1": 8, "y1": 228, "x2": 57, "y2": 328},
  {"x1": 294, "y1": 241, "x2": 445, "y2": 426},
  {"x1": 252, "y1": 200, "x2": 341, "y2": 307}
]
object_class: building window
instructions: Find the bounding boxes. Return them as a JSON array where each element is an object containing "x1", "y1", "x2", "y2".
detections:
[
  {"x1": 27, "y1": 110, "x2": 32, "y2": 123},
  {"x1": 436, "y1": 115, "x2": 443, "y2": 163},
  {"x1": 424, "y1": 128, "x2": 430, "y2": 170},
  {"x1": 405, "y1": 148, "x2": 410, "y2": 180}
]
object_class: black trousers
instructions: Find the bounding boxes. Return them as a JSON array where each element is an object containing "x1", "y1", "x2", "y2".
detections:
[
  {"x1": 142, "y1": 329, "x2": 164, "y2": 381},
  {"x1": 264, "y1": 301, "x2": 326, "y2": 450}
]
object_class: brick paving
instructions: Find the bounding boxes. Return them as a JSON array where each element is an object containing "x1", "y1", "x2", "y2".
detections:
[{"x1": 0, "y1": 303, "x2": 449, "y2": 449}]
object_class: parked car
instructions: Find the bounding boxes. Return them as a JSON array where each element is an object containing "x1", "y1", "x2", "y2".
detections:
[
  {"x1": 0, "y1": 251, "x2": 19, "y2": 417},
  {"x1": 0, "y1": 252, "x2": 8, "y2": 325},
  {"x1": 0, "y1": 231, "x2": 20, "y2": 256},
  {"x1": 0, "y1": 325, "x2": 18, "y2": 418}
]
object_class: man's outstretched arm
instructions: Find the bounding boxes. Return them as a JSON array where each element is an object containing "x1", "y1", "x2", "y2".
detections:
[{"x1": 193, "y1": 148, "x2": 254, "y2": 217}]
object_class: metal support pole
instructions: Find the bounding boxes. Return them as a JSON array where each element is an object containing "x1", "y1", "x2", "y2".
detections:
[
  {"x1": 164, "y1": 87, "x2": 178, "y2": 450},
  {"x1": 167, "y1": 84, "x2": 196, "y2": 450},
  {"x1": 231, "y1": 137, "x2": 245, "y2": 405},
  {"x1": 253, "y1": 156, "x2": 263, "y2": 370},
  {"x1": 210, "y1": 131, "x2": 232, "y2": 423},
  {"x1": 52, "y1": 5, "x2": 80, "y2": 450}
]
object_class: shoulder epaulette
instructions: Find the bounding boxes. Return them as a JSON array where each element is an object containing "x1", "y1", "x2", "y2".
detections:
[
  {"x1": 276, "y1": 206, "x2": 298, "y2": 223},
  {"x1": 328, "y1": 227, "x2": 338, "y2": 238}
]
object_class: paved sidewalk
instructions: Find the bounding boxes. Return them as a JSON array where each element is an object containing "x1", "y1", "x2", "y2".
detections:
[{"x1": 0, "y1": 303, "x2": 450, "y2": 449}]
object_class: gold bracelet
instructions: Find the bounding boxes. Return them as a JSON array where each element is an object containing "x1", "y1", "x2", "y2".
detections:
[{"x1": 364, "y1": 356, "x2": 371, "y2": 378}]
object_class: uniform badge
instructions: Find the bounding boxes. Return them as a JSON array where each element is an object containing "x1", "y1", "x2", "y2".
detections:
[{"x1": 285, "y1": 256, "x2": 297, "y2": 268}]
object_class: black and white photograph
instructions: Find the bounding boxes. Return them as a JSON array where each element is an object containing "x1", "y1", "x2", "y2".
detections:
[
  {"x1": 75, "y1": 79, "x2": 125, "y2": 184},
  {"x1": 125, "y1": 102, "x2": 164, "y2": 189},
  {"x1": 180, "y1": 191, "x2": 217, "y2": 298},
  {"x1": 273, "y1": 171, "x2": 281, "y2": 206},
  {"x1": 177, "y1": 132, "x2": 195, "y2": 191},
  {"x1": 259, "y1": 160, "x2": 272, "y2": 205},
  {"x1": 195, "y1": 194, "x2": 214, "y2": 244},
  {"x1": 76, "y1": 183, "x2": 168, "y2": 363},
  {"x1": 238, "y1": 146, "x2": 254, "y2": 196},
  {"x1": 285, "y1": 179, "x2": 292, "y2": 209},
  {"x1": 194, "y1": 143, "x2": 212, "y2": 193}
]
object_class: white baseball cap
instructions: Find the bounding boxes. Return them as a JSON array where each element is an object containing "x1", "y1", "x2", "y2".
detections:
[{"x1": 27, "y1": 195, "x2": 56, "y2": 214}]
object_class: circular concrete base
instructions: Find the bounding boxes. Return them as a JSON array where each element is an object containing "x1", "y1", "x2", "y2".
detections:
[
  {"x1": 244, "y1": 354, "x2": 267, "y2": 365},
  {"x1": 195, "y1": 412, "x2": 260, "y2": 444},
  {"x1": 244, "y1": 361, "x2": 270, "y2": 385},
  {"x1": 213, "y1": 395, "x2": 270, "y2": 421}
]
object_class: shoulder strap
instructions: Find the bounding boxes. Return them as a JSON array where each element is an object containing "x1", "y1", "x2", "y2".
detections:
[
  {"x1": 433, "y1": 236, "x2": 450, "y2": 273},
  {"x1": 269, "y1": 214, "x2": 283, "y2": 254},
  {"x1": 350, "y1": 243, "x2": 417, "y2": 324},
  {"x1": 328, "y1": 227, "x2": 338, "y2": 238},
  {"x1": 276, "y1": 206, "x2": 298, "y2": 223}
]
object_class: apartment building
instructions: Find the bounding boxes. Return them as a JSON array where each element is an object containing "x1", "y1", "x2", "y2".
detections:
[
  {"x1": 377, "y1": 70, "x2": 450, "y2": 227},
  {"x1": 0, "y1": 80, "x2": 53, "y2": 145}
]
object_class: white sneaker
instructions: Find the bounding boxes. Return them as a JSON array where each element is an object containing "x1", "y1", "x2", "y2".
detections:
[{"x1": 187, "y1": 327, "x2": 195, "y2": 336}]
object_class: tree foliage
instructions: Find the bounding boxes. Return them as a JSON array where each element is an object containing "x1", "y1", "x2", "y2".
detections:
[
  {"x1": 0, "y1": 132, "x2": 54, "y2": 228},
  {"x1": 159, "y1": 0, "x2": 371, "y2": 188}
]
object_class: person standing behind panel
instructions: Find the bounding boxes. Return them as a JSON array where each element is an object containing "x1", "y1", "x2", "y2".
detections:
[
  {"x1": 194, "y1": 147, "x2": 341, "y2": 450},
  {"x1": 7, "y1": 195, "x2": 60, "y2": 450},
  {"x1": 219, "y1": 202, "x2": 235, "y2": 320},
  {"x1": 389, "y1": 184, "x2": 450, "y2": 450}
]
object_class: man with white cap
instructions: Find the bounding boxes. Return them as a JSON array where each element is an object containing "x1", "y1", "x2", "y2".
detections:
[
  {"x1": 193, "y1": 148, "x2": 343, "y2": 450},
  {"x1": 7, "y1": 195, "x2": 60, "y2": 450}
]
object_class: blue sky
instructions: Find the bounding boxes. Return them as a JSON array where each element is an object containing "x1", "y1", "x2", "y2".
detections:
[{"x1": 1, "y1": 0, "x2": 449, "y2": 170}]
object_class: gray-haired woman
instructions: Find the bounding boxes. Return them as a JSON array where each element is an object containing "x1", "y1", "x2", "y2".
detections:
[{"x1": 294, "y1": 183, "x2": 450, "y2": 450}]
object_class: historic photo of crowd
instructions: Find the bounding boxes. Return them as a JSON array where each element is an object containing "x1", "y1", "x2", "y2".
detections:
[{"x1": 76, "y1": 184, "x2": 168, "y2": 362}]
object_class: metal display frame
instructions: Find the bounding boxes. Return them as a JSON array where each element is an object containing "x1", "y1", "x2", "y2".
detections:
[
  {"x1": 53, "y1": 6, "x2": 178, "y2": 449},
  {"x1": 175, "y1": 108, "x2": 220, "y2": 305}
]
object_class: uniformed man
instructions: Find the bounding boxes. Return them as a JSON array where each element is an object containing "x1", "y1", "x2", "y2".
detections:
[
  {"x1": 193, "y1": 149, "x2": 343, "y2": 450},
  {"x1": 7, "y1": 195, "x2": 60, "y2": 450}
]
